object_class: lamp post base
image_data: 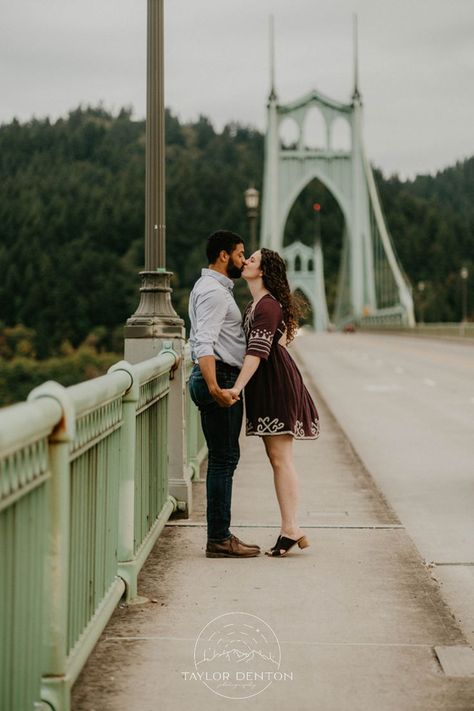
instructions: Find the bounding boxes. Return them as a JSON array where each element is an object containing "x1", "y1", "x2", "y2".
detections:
[{"x1": 124, "y1": 270, "x2": 185, "y2": 344}]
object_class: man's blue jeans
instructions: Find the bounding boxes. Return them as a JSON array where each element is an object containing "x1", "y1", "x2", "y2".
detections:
[{"x1": 188, "y1": 362, "x2": 243, "y2": 542}]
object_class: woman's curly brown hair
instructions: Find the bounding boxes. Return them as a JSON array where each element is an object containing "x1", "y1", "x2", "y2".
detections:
[{"x1": 260, "y1": 248, "x2": 308, "y2": 344}]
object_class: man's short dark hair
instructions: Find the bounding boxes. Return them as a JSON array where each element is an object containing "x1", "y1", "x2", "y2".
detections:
[{"x1": 206, "y1": 230, "x2": 244, "y2": 264}]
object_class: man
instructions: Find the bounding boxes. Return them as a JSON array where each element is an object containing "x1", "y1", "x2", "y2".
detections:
[{"x1": 188, "y1": 230, "x2": 260, "y2": 558}]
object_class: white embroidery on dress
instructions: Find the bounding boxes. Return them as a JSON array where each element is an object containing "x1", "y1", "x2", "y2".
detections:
[
  {"x1": 311, "y1": 419, "x2": 321, "y2": 438},
  {"x1": 255, "y1": 417, "x2": 285, "y2": 434},
  {"x1": 248, "y1": 328, "x2": 274, "y2": 354},
  {"x1": 294, "y1": 420, "x2": 305, "y2": 438},
  {"x1": 246, "y1": 418, "x2": 254, "y2": 432},
  {"x1": 250, "y1": 327, "x2": 273, "y2": 341}
]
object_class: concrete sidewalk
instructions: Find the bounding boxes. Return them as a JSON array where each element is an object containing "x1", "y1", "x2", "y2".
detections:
[{"x1": 72, "y1": 373, "x2": 474, "y2": 710}]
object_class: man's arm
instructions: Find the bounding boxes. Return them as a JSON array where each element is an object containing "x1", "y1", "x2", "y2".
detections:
[{"x1": 198, "y1": 355, "x2": 235, "y2": 407}]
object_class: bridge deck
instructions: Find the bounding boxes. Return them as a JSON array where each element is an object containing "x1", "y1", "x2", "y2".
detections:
[{"x1": 72, "y1": 352, "x2": 474, "y2": 710}]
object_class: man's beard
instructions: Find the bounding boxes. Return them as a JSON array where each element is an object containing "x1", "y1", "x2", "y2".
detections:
[{"x1": 227, "y1": 260, "x2": 243, "y2": 279}]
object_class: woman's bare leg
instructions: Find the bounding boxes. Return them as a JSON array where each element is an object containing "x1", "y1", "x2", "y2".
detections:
[{"x1": 263, "y1": 434, "x2": 305, "y2": 540}]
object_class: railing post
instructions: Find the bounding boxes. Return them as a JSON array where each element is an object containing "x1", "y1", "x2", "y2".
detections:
[
  {"x1": 187, "y1": 389, "x2": 200, "y2": 479},
  {"x1": 162, "y1": 340, "x2": 193, "y2": 517},
  {"x1": 124, "y1": 337, "x2": 193, "y2": 517},
  {"x1": 107, "y1": 361, "x2": 140, "y2": 601},
  {"x1": 27, "y1": 382, "x2": 75, "y2": 711}
]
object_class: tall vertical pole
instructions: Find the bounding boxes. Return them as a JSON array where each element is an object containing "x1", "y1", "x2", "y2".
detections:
[
  {"x1": 312, "y1": 203, "x2": 329, "y2": 332},
  {"x1": 269, "y1": 15, "x2": 276, "y2": 101},
  {"x1": 125, "y1": 0, "x2": 191, "y2": 516},
  {"x1": 145, "y1": 0, "x2": 166, "y2": 271},
  {"x1": 125, "y1": 0, "x2": 184, "y2": 357},
  {"x1": 460, "y1": 267, "x2": 469, "y2": 324},
  {"x1": 260, "y1": 16, "x2": 280, "y2": 251},
  {"x1": 249, "y1": 214, "x2": 257, "y2": 255},
  {"x1": 352, "y1": 13, "x2": 360, "y2": 101},
  {"x1": 350, "y1": 12, "x2": 365, "y2": 318}
]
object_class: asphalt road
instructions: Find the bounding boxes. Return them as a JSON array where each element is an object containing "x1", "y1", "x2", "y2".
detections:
[{"x1": 293, "y1": 332, "x2": 474, "y2": 644}]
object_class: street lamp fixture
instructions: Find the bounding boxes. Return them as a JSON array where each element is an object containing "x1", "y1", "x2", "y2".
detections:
[{"x1": 244, "y1": 187, "x2": 259, "y2": 254}]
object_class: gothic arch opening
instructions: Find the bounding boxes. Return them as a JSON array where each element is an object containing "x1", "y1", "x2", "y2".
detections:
[
  {"x1": 279, "y1": 117, "x2": 300, "y2": 149},
  {"x1": 303, "y1": 107, "x2": 327, "y2": 150},
  {"x1": 331, "y1": 117, "x2": 351, "y2": 151},
  {"x1": 283, "y1": 177, "x2": 345, "y2": 317}
]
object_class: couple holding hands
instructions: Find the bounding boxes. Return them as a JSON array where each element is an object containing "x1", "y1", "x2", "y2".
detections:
[{"x1": 188, "y1": 230, "x2": 320, "y2": 559}]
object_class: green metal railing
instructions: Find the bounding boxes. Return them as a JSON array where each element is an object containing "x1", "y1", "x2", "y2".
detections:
[
  {"x1": 0, "y1": 344, "x2": 207, "y2": 711},
  {"x1": 0, "y1": 397, "x2": 60, "y2": 711}
]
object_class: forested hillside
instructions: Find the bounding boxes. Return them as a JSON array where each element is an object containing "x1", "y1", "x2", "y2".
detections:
[{"x1": 0, "y1": 106, "x2": 472, "y2": 403}]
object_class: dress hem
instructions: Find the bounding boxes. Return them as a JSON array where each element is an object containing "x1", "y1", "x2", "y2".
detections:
[{"x1": 245, "y1": 429, "x2": 320, "y2": 440}]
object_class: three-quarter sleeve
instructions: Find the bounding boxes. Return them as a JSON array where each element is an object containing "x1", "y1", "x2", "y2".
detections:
[{"x1": 246, "y1": 297, "x2": 282, "y2": 361}]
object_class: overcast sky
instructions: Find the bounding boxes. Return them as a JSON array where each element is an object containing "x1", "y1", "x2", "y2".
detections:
[{"x1": 1, "y1": 0, "x2": 473, "y2": 178}]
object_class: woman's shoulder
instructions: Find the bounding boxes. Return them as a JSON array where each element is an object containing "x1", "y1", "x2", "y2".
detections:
[{"x1": 256, "y1": 293, "x2": 282, "y2": 314}]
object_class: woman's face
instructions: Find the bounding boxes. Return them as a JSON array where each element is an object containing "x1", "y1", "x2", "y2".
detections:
[{"x1": 241, "y1": 250, "x2": 262, "y2": 282}]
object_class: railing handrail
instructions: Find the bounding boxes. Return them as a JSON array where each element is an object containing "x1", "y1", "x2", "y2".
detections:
[
  {"x1": 0, "y1": 348, "x2": 181, "y2": 449},
  {"x1": 134, "y1": 348, "x2": 178, "y2": 385},
  {"x1": 0, "y1": 397, "x2": 62, "y2": 454},
  {"x1": 67, "y1": 369, "x2": 132, "y2": 418}
]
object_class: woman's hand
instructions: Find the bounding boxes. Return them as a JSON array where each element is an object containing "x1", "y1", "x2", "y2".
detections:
[{"x1": 225, "y1": 387, "x2": 241, "y2": 402}]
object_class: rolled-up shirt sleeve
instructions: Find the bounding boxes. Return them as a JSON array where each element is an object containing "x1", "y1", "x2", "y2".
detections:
[
  {"x1": 246, "y1": 298, "x2": 282, "y2": 361},
  {"x1": 194, "y1": 289, "x2": 229, "y2": 359}
]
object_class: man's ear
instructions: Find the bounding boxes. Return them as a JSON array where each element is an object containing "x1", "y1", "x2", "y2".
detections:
[{"x1": 219, "y1": 249, "x2": 229, "y2": 263}]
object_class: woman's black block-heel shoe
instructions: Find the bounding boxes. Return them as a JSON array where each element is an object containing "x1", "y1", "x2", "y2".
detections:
[
  {"x1": 265, "y1": 535, "x2": 310, "y2": 557},
  {"x1": 269, "y1": 535, "x2": 282, "y2": 553}
]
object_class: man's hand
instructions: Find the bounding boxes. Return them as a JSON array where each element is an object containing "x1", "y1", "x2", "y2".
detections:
[{"x1": 209, "y1": 386, "x2": 238, "y2": 408}]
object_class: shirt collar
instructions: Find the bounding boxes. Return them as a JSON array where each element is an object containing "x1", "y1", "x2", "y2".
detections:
[{"x1": 201, "y1": 268, "x2": 235, "y2": 291}]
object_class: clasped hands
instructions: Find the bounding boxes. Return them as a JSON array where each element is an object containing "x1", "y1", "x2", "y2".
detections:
[{"x1": 210, "y1": 386, "x2": 241, "y2": 408}]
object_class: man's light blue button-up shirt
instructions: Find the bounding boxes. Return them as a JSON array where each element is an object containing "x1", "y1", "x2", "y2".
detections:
[{"x1": 188, "y1": 269, "x2": 246, "y2": 368}]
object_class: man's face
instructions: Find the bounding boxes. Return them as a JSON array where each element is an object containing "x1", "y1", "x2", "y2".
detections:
[{"x1": 226, "y1": 243, "x2": 246, "y2": 279}]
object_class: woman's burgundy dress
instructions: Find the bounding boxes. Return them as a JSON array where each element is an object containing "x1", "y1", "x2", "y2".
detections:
[{"x1": 243, "y1": 294, "x2": 320, "y2": 439}]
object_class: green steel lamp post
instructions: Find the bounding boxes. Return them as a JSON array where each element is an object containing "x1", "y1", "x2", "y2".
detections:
[
  {"x1": 124, "y1": 0, "x2": 184, "y2": 357},
  {"x1": 460, "y1": 267, "x2": 469, "y2": 324},
  {"x1": 417, "y1": 280, "x2": 426, "y2": 324},
  {"x1": 244, "y1": 187, "x2": 259, "y2": 255},
  {"x1": 124, "y1": 0, "x2": 191, "y2": 517}
]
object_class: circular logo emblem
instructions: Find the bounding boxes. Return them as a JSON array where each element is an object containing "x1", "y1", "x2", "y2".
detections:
[{"x1": 194, "y1": 612, "x2": 281, "y2": 699}]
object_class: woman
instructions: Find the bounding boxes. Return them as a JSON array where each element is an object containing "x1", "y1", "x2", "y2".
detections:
[{"x1": 226, "y1": 248, "x2": 320, "y2": 557}]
